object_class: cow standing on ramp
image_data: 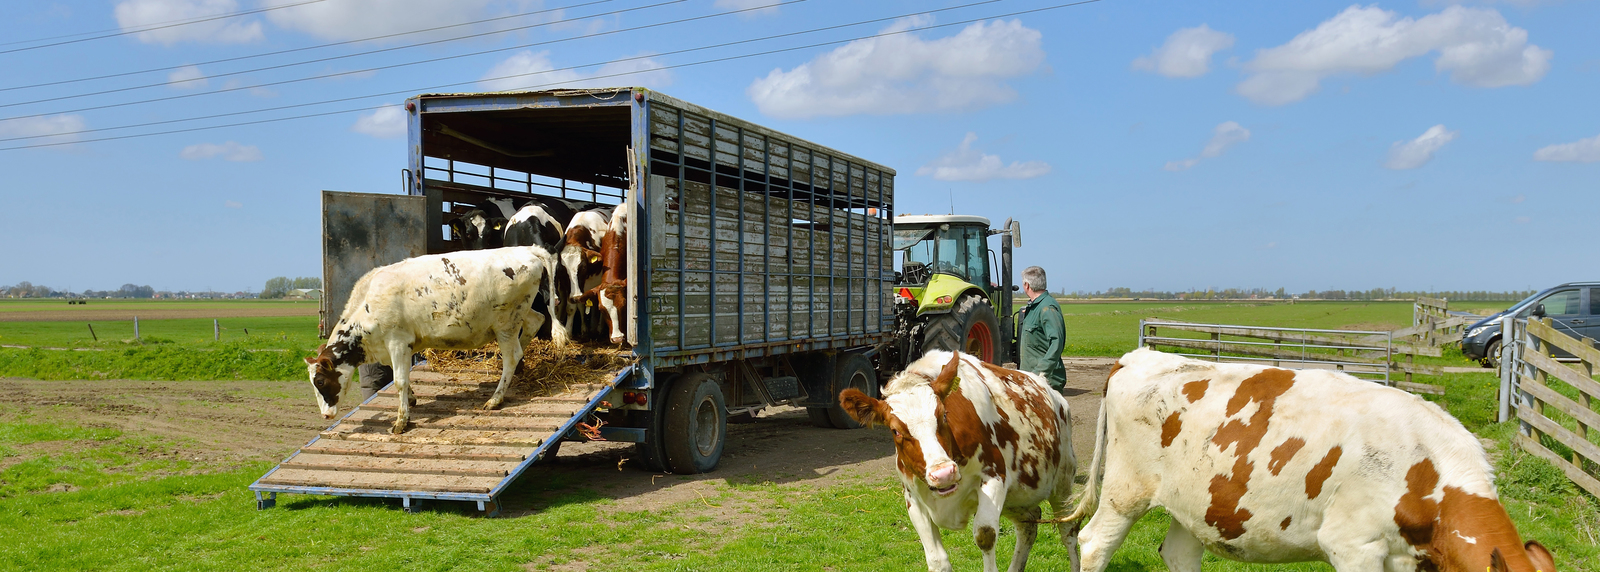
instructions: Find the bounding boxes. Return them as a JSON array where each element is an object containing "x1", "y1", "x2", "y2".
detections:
[
  {"x1": 840, "y1": 350, "x2": 1076, "y2": 572},
  {"x1": 304, "y1": 246, "x2": 557, "y2": 434},
  {"x1": 1065, "y1": 348, "x2": 1557, "y2": 572}
]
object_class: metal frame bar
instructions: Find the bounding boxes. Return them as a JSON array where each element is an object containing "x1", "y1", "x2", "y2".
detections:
[{"x1": 1139, "y1": 319, "x2": 1394, "y2": 383}]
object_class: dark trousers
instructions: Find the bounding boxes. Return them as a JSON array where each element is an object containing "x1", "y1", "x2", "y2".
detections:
[{"x1": 358, "y1": 363, "x2": 393, "y2": 401}]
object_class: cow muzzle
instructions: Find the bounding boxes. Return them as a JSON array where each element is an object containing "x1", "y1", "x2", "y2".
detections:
[{"x1": 926, "y1": 462, "x2": 959, "y2": 496}]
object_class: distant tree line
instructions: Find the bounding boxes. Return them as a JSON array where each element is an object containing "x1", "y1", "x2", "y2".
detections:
[
  {"x1": 261, "y1": 277, "x2": 320, "y2": 299},
  {"x1": 1062, "y1": 287, "x2": 1537, "y2": 302},
  {"x1": 2, "y1": 281, "x2": 258, "y2": 299}
]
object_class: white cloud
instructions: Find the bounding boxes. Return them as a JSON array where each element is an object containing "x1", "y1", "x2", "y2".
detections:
[
  {"x1": 0, "y1": 114, "x2": 87, "y2": 145},
  {"x1": 714, "y1": 0, "x2": 781, "y2": 17},
  {"x1": 914, "y1": 132, "x2": 1051, "y2": 182},
  {"x1": 114, "y1": 0, "x2": 263, "y2": 45},
  {"x1": 351, "y1": 106, "x2": 407, "y2": 139},
  {"x1": 1237, "y1": 5, "x2": 1551, "y2": 105},
  {"x1": 1165, "y1": 121, "x2": 1250, "y2": 171},
  {"x1": 1533, "y1": 133, "x2": 1600, "y2": 163},
  {"x1": 1132, "y1": 25, "x2": 1235, "y2": 78},
  {"x1": 478, "y1": 50, "x2": 672, "y2": 92},
  {"x1": 167, "y1": 65, "x2": 207, "y2": 90},
  {"x1": 747, "y1": 17, "x2": 1044, "y2": 119},
  {"x1": 1385, "y1": 125, "x2": 1458, "y2": 169},
  {"x1": 180, "y1": 141, "x2": 262, "y2": 161},
  {"x1": 262, "y1": 0, "x2": 497, "y2": 41}
]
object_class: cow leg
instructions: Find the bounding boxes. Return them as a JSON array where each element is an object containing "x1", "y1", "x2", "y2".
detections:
[
  {"x1": 1159, "y1": 520, "x2": 1204, "y2": 572},
  {"x1": 904, "y1": 489, "x2": 951, "y2": 572},
  {"x1": 974, "y1": 479, "x2": 1007, "y2": 572},
  {"x1": 1076, "y1": 504, "x2": 1148, "y2": 572},
  {"x1": 485, "y1": 328, "x2": 525, "y2": 410},
  {"x1": 1007, "y1": 506, "x2": 1041, "y2": 572},
  {"x1": 388, "y1": 342, "x2": 414, "y2": 434}
]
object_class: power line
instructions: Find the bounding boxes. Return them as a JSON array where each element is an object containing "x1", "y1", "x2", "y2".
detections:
[
  {"x1": 0, "y1": 0, "x2": 1106, "y2": 152},
  {"x1": 0, "y1": 0, "x2": 329, "y2": 54},
  {"x1": 0, "y1": 0, "x2": 768, "y2": 118},
  {"x1": 0, "y1": 0, "x2": 990, "y2": 141},
  {"x1": 0, "y1": 0, "x2": 618, "y2": 94}
]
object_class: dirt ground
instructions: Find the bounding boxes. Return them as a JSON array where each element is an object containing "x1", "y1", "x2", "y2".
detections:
[
  {"x1": 0, "y1": 357, "x2": 1116, "y2": 516},
  {"x1": 0, "y1": 305, "x2": 318, "y2": 322}
]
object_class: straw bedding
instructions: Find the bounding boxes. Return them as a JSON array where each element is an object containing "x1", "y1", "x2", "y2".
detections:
[{"x1": 421, "y1": 340, "x2": 634, "y2": 398}]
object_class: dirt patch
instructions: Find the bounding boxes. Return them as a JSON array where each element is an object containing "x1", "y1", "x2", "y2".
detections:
[{"x1": 0, "y1": 305, "x2": 317, "y2": 322}]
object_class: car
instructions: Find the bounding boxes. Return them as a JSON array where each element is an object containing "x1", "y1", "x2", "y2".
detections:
[{"x1": 1462, "y1": 281, "x2": 1600, "y2": 368}]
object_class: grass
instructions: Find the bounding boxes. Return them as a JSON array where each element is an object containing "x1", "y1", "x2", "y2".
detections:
[
  {"x1": 0, "y1": 343, "x2": 312, "y2": 381},
  {"x1": 0, "y1": 316, "x2": 320, "y2": 349}
]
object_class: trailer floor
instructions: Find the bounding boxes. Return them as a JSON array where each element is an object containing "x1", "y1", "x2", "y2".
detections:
[{"x1": 250, "y1": 364, "x2": 627, "y2": 514}]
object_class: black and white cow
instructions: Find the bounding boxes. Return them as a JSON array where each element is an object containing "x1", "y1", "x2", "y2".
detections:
[
  {"x1": 304, "y1": 245, "x2": 557, "y2": 434},
  {"x1": 502, "y1": 203, "x2": 571, "y2": 345},
  {"x1": 447, "y1": 209, "x2": 507, "y2": 250}
]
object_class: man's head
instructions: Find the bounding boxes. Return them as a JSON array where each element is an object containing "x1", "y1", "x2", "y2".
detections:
[{"x1": 1021, "y1": 266, "x2": 1047, "y2": 300}]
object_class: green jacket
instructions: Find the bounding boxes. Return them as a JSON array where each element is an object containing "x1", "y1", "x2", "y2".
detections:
[{"x1": 1019, "y1": 293, "x2": 1067, "y2": 390}]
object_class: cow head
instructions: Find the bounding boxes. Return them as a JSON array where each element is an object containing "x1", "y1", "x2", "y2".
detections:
[
  {"x1": 841, "y1": 351, "x2": 981, "y2": 497},
  {"x1": 303, "y1": 343, "x2": 358, "y2": 419}
]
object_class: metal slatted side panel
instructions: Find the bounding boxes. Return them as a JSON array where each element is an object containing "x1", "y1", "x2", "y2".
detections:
[{"x1": 643, "y1": 102, "x2": 892, "y2": 359}]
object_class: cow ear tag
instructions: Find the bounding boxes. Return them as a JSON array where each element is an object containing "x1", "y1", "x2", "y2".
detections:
[{"x1": 590, "y1": 255, "x2": 601, "y2": 263}]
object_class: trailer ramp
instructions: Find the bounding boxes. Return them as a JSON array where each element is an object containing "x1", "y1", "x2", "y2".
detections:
[{"x1": 250, "y1": 364, "x2": 632, "y2": 515}]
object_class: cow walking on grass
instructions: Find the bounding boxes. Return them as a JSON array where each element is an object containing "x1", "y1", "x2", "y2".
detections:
[
  {"x1": 304, "y1": 246, "x2": 557, "y2": 434},
  {"x1": 1065, "y1": 348, "x2": 1557, "y2": 572},
  {"x1": 841, "y1": 350, "x2": 1076, "y2": 572}
]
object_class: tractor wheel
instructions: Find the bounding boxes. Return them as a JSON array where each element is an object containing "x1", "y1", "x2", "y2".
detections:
[{"x1": 922, "y1": 294, "x2": 999, "y2": 363}]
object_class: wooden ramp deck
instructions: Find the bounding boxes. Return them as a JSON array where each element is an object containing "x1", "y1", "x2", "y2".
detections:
[{"x1": 250, "y1": 364, "x2": 632, "y2": 515}]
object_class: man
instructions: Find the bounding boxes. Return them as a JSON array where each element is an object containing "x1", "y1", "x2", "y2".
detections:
[{"x1": 1018, "y1": 266, "x2": 1067, "y2": 391}]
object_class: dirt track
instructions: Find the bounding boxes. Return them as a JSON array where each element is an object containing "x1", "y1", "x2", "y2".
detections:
[{"x1": 0, "y1": 358, "x2": 1116, "y2": 514}]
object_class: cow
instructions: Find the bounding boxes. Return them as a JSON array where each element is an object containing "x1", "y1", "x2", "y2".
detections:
[
  {"x1": 1066, "y1": 348, "x2": 1557, "y2": 572},
  {"x1": 570, "y1": 202, "x2": 628, "y2": 345},
  {"x1": 556, "y1": 208, "x2": 611, "y2": 341},
  {"x1": 840, "y1": 350, "x2": 1077, "y2": 572},
  {"x1": 502, "y1": 203, "x2": 571, "y2": 345},
  {"x1": 303, "y1": 246, "x2": 557, "y2": 434},
  {"x1": 447, "y1": 209, "x2": 507, "y2": 250}
]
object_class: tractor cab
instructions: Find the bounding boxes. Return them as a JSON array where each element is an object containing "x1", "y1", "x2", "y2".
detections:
[{"x1": 891, "y1": 215, "x2": 1021, "y2": 365}]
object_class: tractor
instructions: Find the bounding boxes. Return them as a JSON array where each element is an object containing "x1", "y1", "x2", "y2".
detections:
[{"x1": 886, "y1": 214, "x2": 1024, "y2": 368}]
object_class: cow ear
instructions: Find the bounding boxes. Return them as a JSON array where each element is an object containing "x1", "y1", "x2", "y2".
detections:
[
  {"x1": 931, "y1": 351, "x2": 962, "y2": 399},
  {"x1": 303, "y1": 355, "x2": 317, "y2": 365},
  {"x1": 839, "y1": 388, "x2": 885, "y2": 428},
  {"x1": 1490, "y1": 548, "x2": 1510, "y2": 572},
  {"x1": 1525, "y1": 541, "x2": 1555, "y2": 572}
]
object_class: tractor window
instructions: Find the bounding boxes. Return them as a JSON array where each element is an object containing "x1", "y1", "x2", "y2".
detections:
[
  {"x1": 935, "y1": 228, "x2": 966, "y2": 279},
  {"x1": 964, "y1": 227, "x2": 988, "y2": 288}
]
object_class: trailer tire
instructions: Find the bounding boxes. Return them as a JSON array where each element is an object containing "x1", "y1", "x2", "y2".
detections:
[
  {"x1": 824, "y1": 354, "x2": 878, "y2": 429},
  {"x1": 922, "y1": 294, "x2": 999, "y2": 363},
  {"x1": 662, "y1": 372, "x2": 726, "y2": 474}
]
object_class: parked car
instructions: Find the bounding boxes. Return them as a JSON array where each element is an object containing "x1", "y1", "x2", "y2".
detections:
[{"x1": 1462, "y1": 281, "x2": 1600, "y2": 368}]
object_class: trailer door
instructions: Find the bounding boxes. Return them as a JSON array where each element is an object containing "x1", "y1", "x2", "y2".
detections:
[{"x1": 320, "y1": 191, "x2": 427, "y2": 337}]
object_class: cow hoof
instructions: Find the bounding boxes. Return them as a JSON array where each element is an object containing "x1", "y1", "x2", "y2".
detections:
[
  {"x1": 390, "y1": 420, "x2": 408, "y2": 435},
  {"x1": 483, "y1": 397, "x2": 503, "y2": 410}
]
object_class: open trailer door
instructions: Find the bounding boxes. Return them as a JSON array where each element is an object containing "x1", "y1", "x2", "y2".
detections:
[{"x1": 320, "y1": 190, "x2": 427, "y2": 337}]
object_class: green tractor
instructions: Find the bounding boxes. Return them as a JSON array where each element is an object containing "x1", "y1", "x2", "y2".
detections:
[{"x1": 888, "y1": 215, "x2": 1024, "y2": 366}]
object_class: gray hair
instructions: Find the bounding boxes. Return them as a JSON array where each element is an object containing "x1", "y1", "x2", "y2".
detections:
[{"x1": 1022, "y1": 266, "x2": 1047, "y2": 292}]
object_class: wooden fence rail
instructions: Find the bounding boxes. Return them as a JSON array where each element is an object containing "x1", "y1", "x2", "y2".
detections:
[{"x1": 1500, "y1": 317, "x2": 1600, "y2": 498}]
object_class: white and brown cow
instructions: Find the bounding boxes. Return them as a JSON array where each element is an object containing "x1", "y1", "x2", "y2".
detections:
[
  {"x1": 570, "y1": 202, "x2": 628, "y2": 345},
  {"x1": 556, "y1": 208, "x2": 610, "y2": 341},
  {"x1": 1067, "y1": 348, "x2": 1557, "y2": 572},
  {"x1": 841, "y1": 350, "x2": 1077, "y2": 572},
  {"x1": 304, "y1": 246, "x2": 556, "y2": 434}
]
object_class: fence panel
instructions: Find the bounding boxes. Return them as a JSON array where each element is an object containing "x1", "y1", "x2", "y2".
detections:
[{"x1": 1500, "y1": 317, "x2": 1600, "y2": 497}]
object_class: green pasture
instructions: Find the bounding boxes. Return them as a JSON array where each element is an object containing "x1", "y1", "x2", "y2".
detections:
[
  {"x1": 1, "y1": 370, "x2": 1595, "y2": 570},
  {"x1": 0, "y1": 299, "x2": 316, "y2": 314},
  {"x1": 0, "y1": 316, "x2": 320, "y2": 349}
]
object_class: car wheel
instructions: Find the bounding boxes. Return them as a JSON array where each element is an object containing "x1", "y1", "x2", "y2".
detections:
[{"x1": 1481, "y1": 339, "x2": 1501, "y2": 369}]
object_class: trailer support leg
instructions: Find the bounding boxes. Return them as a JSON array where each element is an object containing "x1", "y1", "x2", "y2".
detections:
[
  {"x1": 402, "y1": 496, "x2": 421, "y2": 514},
  {"x1": 255, "y1": 492, "x2": 276, "y2": 510},
  {"x1": 477, "y1": 500, "x2": 501, "y2": 517}
]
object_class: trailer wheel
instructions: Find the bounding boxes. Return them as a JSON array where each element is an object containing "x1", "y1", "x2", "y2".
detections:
[
  {"x1": 922, "y1": 294, "x2": 999, "y2": 363},
  {"x1": 662, "y1": 372, "x2": 726, "y2": 474},
  {"x1": 824, "y1": 354, "x2": 878, "y2": 429}
]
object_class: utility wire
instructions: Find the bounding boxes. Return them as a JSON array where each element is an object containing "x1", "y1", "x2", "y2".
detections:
[
  {"x1": 0, "y1": 0, "x2": 990, "y2": 141},
  {"x1": 1, "y1": 0, "x2": 617, "y2": 93},
  {"x1": 0, "y1": 0, "x2": 1105, "y2": 151},
  {"x1": 0, "y1": 0, "x2": 681, "y2": 108},
  {"x1": 0, "y1": 0, "x2": 328, "y2": 53},
  {"x1": 0, "y1": 0, "x2": 758, "y2": 117}
]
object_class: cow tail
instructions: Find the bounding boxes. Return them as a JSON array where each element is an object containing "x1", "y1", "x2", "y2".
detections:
[{"x1": 1061, "y1": 396, "x2": 1107, "y2": 524}]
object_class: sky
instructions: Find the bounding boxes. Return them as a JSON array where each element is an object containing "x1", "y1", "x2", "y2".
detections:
[{"x1": 1, "y1": 0, "x2": 1596, "y2": 294}]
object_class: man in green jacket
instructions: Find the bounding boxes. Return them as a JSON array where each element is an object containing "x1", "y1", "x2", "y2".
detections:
[{"x1": 1018, "y1": 266, "x2": 1067, "y2": 392}]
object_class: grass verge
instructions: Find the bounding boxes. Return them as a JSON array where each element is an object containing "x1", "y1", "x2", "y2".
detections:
[{"x1": 0, "y1": 343, "x2": 309, "y2": 381}]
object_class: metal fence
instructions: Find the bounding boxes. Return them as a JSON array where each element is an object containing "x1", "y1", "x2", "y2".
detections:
[
  {"x1": 1139, "y1": 319, "x2": 1392, "y2": 383},
  {"x1": 1498, "y1": 317, "x2": 1600, "y2": 497}
]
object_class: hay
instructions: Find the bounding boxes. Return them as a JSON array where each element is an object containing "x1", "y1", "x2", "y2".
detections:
[{"x1": 421, "y1": 339, "x2": 633, "y2": 398}]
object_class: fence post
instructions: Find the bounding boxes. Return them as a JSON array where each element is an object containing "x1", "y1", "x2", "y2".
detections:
[
  {"x1": 134, "y1": 316, "x2": 140, "y2": 341},
  {"x1": 1138, "y1": 319, "x2": 1146, "y2": 348},
  {"x1": 1211, "y1": 330, "x2": 1220, "y2": 359},
  {"x1": 1579, "y1": 336, "x2": 1594, "y2": 465},
  {"x1": 214, "y1": 319, "x2": 220, "y2": 341},
  {"x1": 87, "y1": 323, "x2": 97, "y2": 342},
  {"x1": 1498, "y1": 318, "x2": 1512, "y2": 423}
]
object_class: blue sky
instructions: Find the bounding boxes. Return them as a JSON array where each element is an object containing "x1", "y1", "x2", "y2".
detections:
[{"x1": 1, "y1": 0, "x2": 1596, "y2": 294}]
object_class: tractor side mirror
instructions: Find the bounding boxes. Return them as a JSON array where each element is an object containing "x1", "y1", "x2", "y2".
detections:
[
  {"x1": 1531, "y1": 303, "x2": 1547, "y2": 318},
  {"x1": 1003, "y1": 218, "x2": 1022, "y2": 248}
]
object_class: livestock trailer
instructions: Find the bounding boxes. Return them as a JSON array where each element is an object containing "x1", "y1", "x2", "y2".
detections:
[{"x1": 287, "y1": 89, "x2": 897, "y2": 499}]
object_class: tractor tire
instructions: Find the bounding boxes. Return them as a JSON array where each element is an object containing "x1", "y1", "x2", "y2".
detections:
[
  {"x1": 662, "y1": 372, "x2": 726, "y2": 474},
  {"x1": 922, "y1": 294, "x2": 1000, "y2": 363}
]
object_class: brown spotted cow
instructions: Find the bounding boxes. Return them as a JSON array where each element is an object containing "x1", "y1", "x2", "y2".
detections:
[
  {"x1": 841, "y1": 350, "x2": 1076, "y2": 572},
  {"x1": 1066, "y1": 348, "x2": 1557, "y2": 572},
  {"x1": 571, "y1": 202, "x2": 628, "y2": 345}
]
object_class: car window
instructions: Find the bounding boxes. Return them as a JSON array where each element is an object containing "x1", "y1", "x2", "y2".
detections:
[
  {"x1": 1591, "y1": 288, "x2": 1600, "y2": 315},
  {"x1": 1538, "y1": 289, "x2": 1581, "y2": 316}
]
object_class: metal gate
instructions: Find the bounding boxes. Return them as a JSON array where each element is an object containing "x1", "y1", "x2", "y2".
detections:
[{"x1": 1139, "y1": 319, "x2": 1393, "y2": 383}]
